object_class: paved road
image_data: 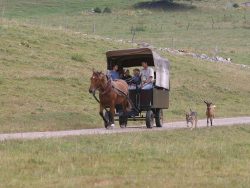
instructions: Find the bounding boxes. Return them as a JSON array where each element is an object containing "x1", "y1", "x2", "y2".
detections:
[{"x1": 0, "y1": 117, "x2": 250, "y2": 141}]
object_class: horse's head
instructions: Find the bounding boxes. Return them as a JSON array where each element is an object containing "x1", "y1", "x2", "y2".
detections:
[{"x1": 89, "y1": 71, "x2": 107, "y2": 94}]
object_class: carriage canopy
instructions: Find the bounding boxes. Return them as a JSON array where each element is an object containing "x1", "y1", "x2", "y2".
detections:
[{"x1": 106, "y1": 48, "x2": 170, "y2": 90}]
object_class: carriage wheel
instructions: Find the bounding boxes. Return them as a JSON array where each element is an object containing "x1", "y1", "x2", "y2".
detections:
[
  {"x1": 119, "y1": 114, "x2": 127, "y2": 128},
  {"x1": 146, "y1": 110, "x2": 154, "y2": 129},
  {"x1": 104, "y1": 111, "x2": 111, "y2": 128},
  {"x1": 155, "y1": 109, "x2": 163, "y2": 127}
]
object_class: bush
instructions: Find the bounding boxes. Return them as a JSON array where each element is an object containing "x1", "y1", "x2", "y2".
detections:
[
  {"x1": 233, "y1": 3, "x2": 239, "y2": 8},
  {"x1": 93, "y1": 7, "x2": 101, "y2": 13},
  {"x1": 103, "y1": 7, "x2": 112, "y2": 13},
  {"x1": 134, "y1": 25, "x2": 146, "y2": 32},
  {"x1": 71, "y1": 54, "x2": 86, "y2": 62}
]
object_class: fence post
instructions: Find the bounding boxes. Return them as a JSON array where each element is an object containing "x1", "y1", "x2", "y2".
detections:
[
  {"x1": 211, "y1": 17, "x2": 214, "y2": 29},
  {"x1": 171, "y1": 37, "x2": 174, "y2": 48},
  {"x1": 186, "y1": 22, "x2": 190, "y2": 31},
  {"x1": 132, "y1": 30, "x2": 136, "y2": 43},
  {"x1": 93, "y1": 22, "x2": 96, "y2": 34}
]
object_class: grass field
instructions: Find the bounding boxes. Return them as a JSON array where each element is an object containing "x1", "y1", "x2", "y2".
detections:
[
  {"x1": 1, "y1": 0, "x2": 250, "y2": 65},
  {"x1": 0, "y1": 125, "x2": 249, "y2": 187},
  {"x1": 0, "y1": 20, "x2": 250, "y2": 133}
]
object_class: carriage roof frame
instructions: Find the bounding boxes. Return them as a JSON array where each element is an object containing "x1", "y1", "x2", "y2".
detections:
[{"x1": 106, "y1": 48, "x2": 170, "y2": 90}]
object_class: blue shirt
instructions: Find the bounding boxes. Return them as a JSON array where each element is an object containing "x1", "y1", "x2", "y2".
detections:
[
  {"x1": 131, "y1": 76, "x2": 141, "y2": 85},
  {"x1": 109, "y1": 70, "x2": 119, "y2": 80}
]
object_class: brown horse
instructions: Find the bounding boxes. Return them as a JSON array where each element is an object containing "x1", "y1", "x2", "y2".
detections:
[{"x1": 89, "y1": 71, "x2": 131, "y2": 128}]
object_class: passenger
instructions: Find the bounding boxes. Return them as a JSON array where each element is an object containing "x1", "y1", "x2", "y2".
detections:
[
  {"x1": 122, "y1": 69, "x2": 132, "y2": 81},
  {"x1": 140, "y1": 61, "x2": 154, "y2": 89},
  {"x1": 128, "y1": 68, "x2": 141, "y2": 90},
  {"x1": 107, "y1": 64, "x2": 120, "y2": 80}
]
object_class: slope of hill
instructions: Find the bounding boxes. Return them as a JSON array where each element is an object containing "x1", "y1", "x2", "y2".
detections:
[
  {"x1": 1, "y1": 0, "x2": 250, "y2": 65},
  {"x1": 0, "y1": 21, "x2": 249, "y2": 133}
]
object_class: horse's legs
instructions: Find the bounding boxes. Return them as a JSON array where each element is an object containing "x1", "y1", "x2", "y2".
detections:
[
  {"x1": 110, "y1": 105, "x2": 115, "y2": 127},
  {"x1": 99, "y1": 105, "x2": 108, "y2": 127},
  {"x1": 120, "y1": 100, "x2": 128, "y2": 128},
  {"x1": 122, "y1": 99, "x2": 128, "y2": 114}
]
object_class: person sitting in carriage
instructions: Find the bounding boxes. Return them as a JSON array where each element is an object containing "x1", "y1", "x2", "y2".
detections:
[
  {"x1": 141, "y1": 61, "x2": 154, "y2": 89},
  {"x1": 107, "y1": 64, "x2": 120, "y2": 80},
  {"x1": 128, "y1": 68, "x2": 141, "y2": 90},
  {"x1": 122, "y1": 69, "x2": 132, "y2": 81}
]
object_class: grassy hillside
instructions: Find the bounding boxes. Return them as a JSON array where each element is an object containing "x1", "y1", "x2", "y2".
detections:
[
  {"x1": 0, "y1": 21, "x2": 249, "y2": 133},
  {"x1": 1, "y1": 0, "x2": 250, "y2": 65},
  {"x1": 0, "y1": 125, "x2": 250, "y2": 187},
  {"x1": 0, "y1": 20, "x2": 128, "y2": 132}
]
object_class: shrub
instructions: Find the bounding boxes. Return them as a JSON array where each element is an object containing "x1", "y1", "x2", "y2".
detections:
[
  {"x1": 0, "y1": 77, "x2": 3, "y2": 85},
  {"x1": 233, "y1": 3, "x2": 239, "y2": 8},
  {"x1": 71, "y1": 54, "x2": 86, "y2": 62},
  {"x1": 103, "y1": 7, "x2": 112, "y2": 13},
  {"x1": 93, "y1": 7, "x2": 102, "y2": 13},
  {"x1": 134, "y1": 25, "x2": 146, "y2": 32}
]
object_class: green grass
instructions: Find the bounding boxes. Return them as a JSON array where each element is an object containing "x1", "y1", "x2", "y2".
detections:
[
  {"x1": 0, "y1": 21, "x2": 249, "y2": 133},
  {"x1": 0, "y1": 21, "x2": 128, "y2": 132},
  {"x1": 0, "y1": 125, "x2": 249, "y2": 187},
  {"x1": 1, "y1": 0, "x2": 250, "y2": 65}
]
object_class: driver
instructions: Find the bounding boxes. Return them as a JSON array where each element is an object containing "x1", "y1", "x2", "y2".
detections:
[{"x1": 140, "y1": 61, "x2": 154, "y2": 89}]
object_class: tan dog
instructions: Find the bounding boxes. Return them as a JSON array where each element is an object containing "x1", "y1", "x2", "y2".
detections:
[{"x1": 186, "y1": 109, "x2": 198, "y2": 129}]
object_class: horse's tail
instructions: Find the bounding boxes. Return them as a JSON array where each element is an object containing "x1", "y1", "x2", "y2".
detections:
[{"x1": 126, "y1": 98, "x2": 132, "y2": 112}]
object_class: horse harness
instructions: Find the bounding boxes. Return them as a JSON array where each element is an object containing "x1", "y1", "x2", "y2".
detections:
[
  {"x1": 92, "y1": 77, "x2": 139, "y2": 114},
  {"x1": 92, "y1": 78, "x2": 129, "y2": 111}
]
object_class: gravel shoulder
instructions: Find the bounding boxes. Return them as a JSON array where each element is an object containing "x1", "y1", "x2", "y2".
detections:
[{"x1": 1, "y1": 117, "x2": 250, "y2": 141}]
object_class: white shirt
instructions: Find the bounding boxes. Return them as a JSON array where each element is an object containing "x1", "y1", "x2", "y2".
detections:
[{"x1": 141, "y1": 67, "x2": 154, "y2": 83}]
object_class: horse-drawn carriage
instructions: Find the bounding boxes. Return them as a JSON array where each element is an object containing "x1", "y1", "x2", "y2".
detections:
[
  {"x1": 108, "y1": 48, "x2": 170, "y2": 128},
  {"x1": 89, "y1": 48, "x2": 170, "y2": 129}
]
